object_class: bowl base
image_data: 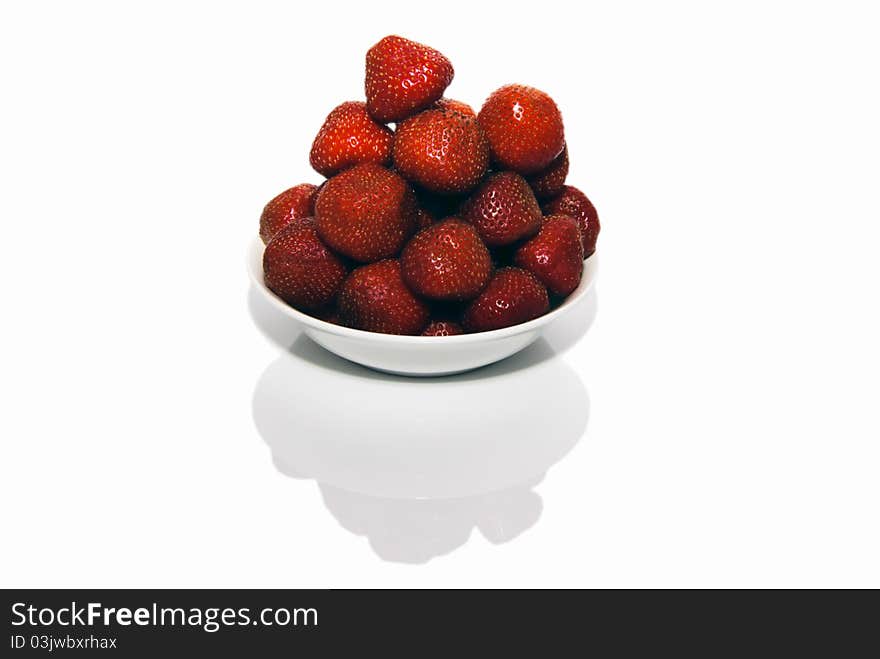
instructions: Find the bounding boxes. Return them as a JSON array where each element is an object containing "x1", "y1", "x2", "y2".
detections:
[{"x1": 306, "y1": 329, "x2": 541, "y2": 378}]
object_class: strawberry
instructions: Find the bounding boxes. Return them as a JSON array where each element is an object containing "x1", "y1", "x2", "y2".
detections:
[
  {"x1": 431, "y1": 97, "x2": 476, "y2": 118},
  {"x1": 263, "y1": 218, "x2": 348, "y2": 311},
  {"x1": 309, "y1": 101, "x2": 394, "y2": 178},
  {"x1": 365, "y1": 35, "x2": 454, "y2": 123},
  {"x1": 315, "y1": 163, "x2": 417, "y2": 263},
  {"x1": 421, "y1": 320, "x2": 464, "y2": 336},
  {"x1": 338, "y1": 260, "x2": 430, "y2": 335},
  {"x1": 461, "y1": 267, "x2": 550, "y2": 332},
  {"x1": 526, "y1": 144, "x2": 569, "y2": 199},
  {"x1": 514, "y1": 215, "x2": 584, "y2": 296},
  {"x1": 259, "y1": 183, "x2": 318, "y2": 244},
  {"x1": 541, "y1": 185, "x2": 600, "y2": 257},
  {"x1": 393, "y1": 108, "x2": 489, "y2": 194},
  {"x1": 478, "y1": 84, "x2": 565, "y2": 174},
  {"x1": 460, "y1": 171, "x2": 542, "y2": 247},
  {"x1": 400, "y1": 218, "x2": 492, "y2": 301}
]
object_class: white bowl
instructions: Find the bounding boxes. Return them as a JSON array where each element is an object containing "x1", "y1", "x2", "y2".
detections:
[{"x1": 247, "y1": 238, "x2": 597, "y2": 376}]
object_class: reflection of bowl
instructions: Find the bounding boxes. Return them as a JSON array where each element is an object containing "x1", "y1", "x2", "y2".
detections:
[
  {"x1": 253, "y1": 337, "x2": 589, "y2": 500},
  {"x1": 252, "y1": 337, "x2": 590, "y2": 562},
  {"x1": 247, "y1": 237, "x2": 597, "y2": 376}
]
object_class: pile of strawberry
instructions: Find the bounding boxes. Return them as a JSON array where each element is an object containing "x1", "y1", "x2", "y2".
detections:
[{"x1": 260, "y1": 35, "x2": 599, "y2": 336}]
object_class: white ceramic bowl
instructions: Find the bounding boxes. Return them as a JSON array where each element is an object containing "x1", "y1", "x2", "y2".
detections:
[{"x1": 247, "y1": 238, "x2": 597, "y2": 376}]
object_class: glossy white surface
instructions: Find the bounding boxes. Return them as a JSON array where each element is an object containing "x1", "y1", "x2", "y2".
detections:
[
  {"x1": 251, "y1": 291, "x2": 594, "y2": 562},
  {"x1": 2, "y1": 1, "x2": 879, "y2": 587},
  {"x1": 248, "y1": 237, "x2": 597, "y2": 376}
]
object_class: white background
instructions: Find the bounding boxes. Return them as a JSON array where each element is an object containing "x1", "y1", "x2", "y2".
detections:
[{"x1": 1, "y1": 0, "x2": 878, "y2": 587}]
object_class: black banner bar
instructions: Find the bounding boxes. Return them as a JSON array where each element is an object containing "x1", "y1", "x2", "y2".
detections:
[{"x1": 2, "y1": 589, "x2": 876, "y2": 655}]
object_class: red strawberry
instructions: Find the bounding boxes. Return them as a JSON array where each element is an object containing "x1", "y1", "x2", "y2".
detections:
[
  {"x1": 263, "y1": 218, "x2": 347, "y2": 311},
  {"x1": 461, "y1": 267, "x2": 550, "y2": 332},
  {"x1": 365, "y1": 35, "x2": 454, "y2": 123},
  {"x1": 315, "y1": 163, "x2": 417, "y2": 263},
  {"x1": 526, "y1": 144, "x2": 569, "y2": 199},
  {"x1": 431, "y1": 97, "x2": 476, "y2": 118},
  {"x1": 338, "y1": 260, "x2": 430, "y2": 335},
  {"x1": 309, "y1": 101, "x2": 394, "y2": 178},
  {"x1": 421, "y1": 320, "x2": 464, "y2": 336},
  {"x1": 259, "y1": 183, "x2": 318, "y2": 244},
  {"x1": 461, "y1": 171, "x2": 542, "y2": 247},
  {"x1": 541, "y1": 185, "x2": 600, "y2": 257},
  {"x1": 393, "y1": 108, "x2": 489, "y2": 194},
  {"x1": 514, "y1": 215, "x2": 584, "y2": 296},
  {"x1": 478, "y1": 84, "x2": 565, "y2": 174},
  {"x1": 401, "y1": 218, "x2": 492, "y2": 301}
]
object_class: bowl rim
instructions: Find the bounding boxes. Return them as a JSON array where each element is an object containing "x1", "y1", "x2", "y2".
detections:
[{"x1": 247, "y1": 237, "x2": 597, "y2": 344}]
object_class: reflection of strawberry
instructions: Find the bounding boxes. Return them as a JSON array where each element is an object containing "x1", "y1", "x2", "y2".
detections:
[
  {"x1": 431, "y1": 97, "x2": 476, "y2": 118},
  {"x1": 478, "y1": 84, "x2": 565, "y2": 174},
  {"x1": 526, "y1": 144, "x2": 568, "y2": 199},
  {"x1": 462, "y1": 267, "x2": 549, "y2": 332},
  {"x1": 393, "y1": 109, "x2": 489, "y2": 194},
  {"x1": 541, "y1": 185, "x2": 600, "y2": 257},
  {"x1": 461, "y1": 171, "x2": 542, "y2": 247},
  {"x1": 365, "y1": 35, "x2": 453, "y2": 123},
  {"x1": 263, "y1": 218, "x2": 347, "y2": 311},
  {"x1": 259, "y1": 184, "x2": 318, "y2": 244},
  {"x1": 315, "y1": 163, "x2": 417, "y2": 263},
  {"x1": 309, "y1": 101, "x2": 394, "y2": 178},
  {"x1": 514, "y1": 215, "x2": 583, "y2": 295},
  {"x1": 401, "y1": 218, "x2": 492, "y2": 301},
  {"x1": 421, "y1": 320, "x2": 464, "y2": 336},
  {"x1": 338, "y1": 260, "x2": 430, "y2": 335}
]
